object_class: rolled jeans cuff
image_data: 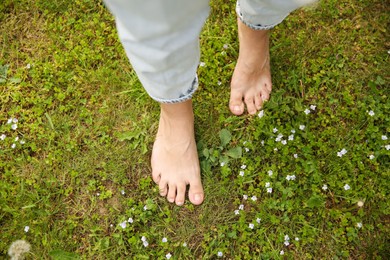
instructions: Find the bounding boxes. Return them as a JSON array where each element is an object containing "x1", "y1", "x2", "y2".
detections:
[{"x1": 149, "y1": 76, "x2": 198, "y2": 104}]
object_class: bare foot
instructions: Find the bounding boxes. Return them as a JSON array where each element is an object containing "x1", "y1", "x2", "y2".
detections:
[
  {"x1": 230, "y1": 19, "x2": 272, "y2": 115},
  {"x1": 151, "y1": 100, "x2": 204, "y2": 206}
]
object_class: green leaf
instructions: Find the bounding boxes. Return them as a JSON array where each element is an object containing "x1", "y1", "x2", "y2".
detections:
[
  {"x1": 219, "y1": 129, "x2": 231, "y2": 147},
  {"x1": 49, "y1": 250, "x2": 80, "y2": 260},
  {"x1": 225, "y1": 146, "x2": 242, "y2": 159},
  {"x1": 307, "y1": 195, "x2": 323, "y2": 208}
]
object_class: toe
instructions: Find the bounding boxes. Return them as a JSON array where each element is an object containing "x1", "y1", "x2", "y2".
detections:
[
  {"x1": 245, "y1": 96, "x2": 257, "y2": 115},
  {"x1": 188, "y1": 179, "x2": 204, "y2": 205},
  {"x1": 254, "y1": 93, "x2": 263, "y2": 110},
  {"x1": 152, "y1": 170, "x2": 161, "y2": 184},
  {"x1": 167, "y1": 183, "x2": 176, "y2": 203},
  {"x1": 229, "y1": 90, "x2": 245, "y2": 115},
  {"x1": 175, "y1": 183, "x2": 186, "y2": 206},
  {"x1": 159, "y1": 180, "x2": 168, "y2": 197}
]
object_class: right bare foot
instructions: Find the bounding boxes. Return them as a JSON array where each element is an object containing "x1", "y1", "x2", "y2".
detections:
[{"x1": 151, "y1": 100, "x2": 204, "y2": 206}]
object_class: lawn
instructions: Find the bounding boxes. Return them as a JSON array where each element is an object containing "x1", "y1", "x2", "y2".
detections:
[{"x1": 1, "y1": 0, "x2": 389, "y2": 259}]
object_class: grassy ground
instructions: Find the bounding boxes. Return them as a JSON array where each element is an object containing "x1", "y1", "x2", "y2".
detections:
[{"x1": 1, "y1": 0, "x2": 389, "y2": 259}]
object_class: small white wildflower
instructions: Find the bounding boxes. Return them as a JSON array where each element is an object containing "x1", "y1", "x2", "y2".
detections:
[
  {"x1": 284, "y1": 241, "x2": 290, "y2": 246},
  {"x1": 268, "y1": 170, "x2": 273, "y2": 176},
  {"x1": 24, "y1": 226, "x2": 30, "y2": 233},
  {"x1": 199, "y1": 62, "x2": 206, "y2": 67},
  {"x1": 110, "y1": 224, "x2": 113, "y2": 227},
  {"x1": 369, "y1": 154, "x2": 375, "y2": 160},
  {"x1": 293, "y1": 154, "x2": 298, "y2": 158},
  {"x1": 337, "y1": 148, "x2": 348, "y2": 157},
  {"x1": 7, "y1": 118, "x2": 13, "y2": 124},
  {"x1": 217, "y1": 251, "x2": 223, "y2": 257},
  {"x1": 299, "y1": 125, "x2": 306, "y2": 130},
  {"x1": 291, "y1": 175, "x2": 296, "y2": 180},
  {"x1": 13, "y1": 118, "x2": 18, "y2": 123},
  {"x1": 322, "y1": 184, "x2": 328, "y2": 191},
  {"x1": 368, "y1": 110, "x2": 375, "y2": 116},
  {"x1": 11, "y1": 143, "x2": 16, "y2": 149},
  {"x1": 183, "y1": 242, "x2": 187, "y2": 247},
  {"x1": 241, "y1": 164, "x2": 247, "y2": 169},
  {"x1": 11, "y1": 124, "x2": 17, "y2": 130},
  {"x1": 249, "y1": 223, "x2": 254, "y2": 229},
  {"x1": 141, "y1": 236, "x2": 147, "y2": 242},
  {"x1": 258, "y1": 110, "x2": 264, "y2": 118},
  {"x1": 286, "y1": 175, "x2": 296, "y2": 181},
  {"x1": 310, "y1": 105, "x2": 316, "y2": 111},
  {"x1": 382, "y1": 135, "x2": 388, "y2": 140},
  {"x1": 281, "y1": 140, "x2": 287, "y2": 145},
  {"x1": 304, "y1": 109, "x2": 311, "y2": 115},
  {"x1": 128, "y1": 218, "x2": 133, "y2": 223},
  {"x1": 162, "y1": 237, "x2": 168, "y2": 243},
  {"x1": 243, "y1": 194, "x2": 248, "y2": 200},
  {"x1": 357, "y1": 222, "x2": 362, "y2": 228},
  {"x1": 256, "y1": 218, "x2": 261, "y2": 224},
  {"x1": 20, "y1": 140, "x2": 25, "y2": 144},
  {"x1": 166, "y1": 253, "x2": 172, "y2": 259},
  {"x1": 239, "y1": 171, "x2": 245, "y2": 177},
  {"x1": 280, "y1": 250, "x2": 285, "y2": 255},
  {"x1": 26, "y1": 63, "x2": 31, "y2": 69},
  {"x1": 121, "y1": 190, "x2": 125, "y2": 195},
  {"x1": 295, "y1": 237, "x2": 299, "y2": 241},
  {"x1": 120, "y1": 221, "x2": 127, "y2": 229},
  {"x1": 143, "y1": 241, "x2": 149, "y2": 247},
  {"x1": 234, "y1": 209, "x2": 240, "y2": 215},
  {"x1": 223, "y1": 44, "x2": 229, "y2": 49},
  {"x1": 15, "y1": 137, "x2": 19, "y2": 142},
  {"x1": 265, "y1": 182, "x2": 270, "y2": 188},
  {"x1": 96, "y1": 193, "x2": 100, "y2": 196},
  {"x1": 143, "y1": 205, "x2": 148, "y2": 211},
  {"x1": 0, "y1": 134, "x2": 6, "y2": 140},
  {"x1": 291, "y1": 129, "x2": 296, "y2": 134},
  {"x1": 261, "y1": 140, "x2": 265, "y2": 146},
  {"x1": 267, "y1": 187, "x2": 273, "y2": 193},
  {"x1": 239, "y1": 204, "x2": 244, "y2": 210},
  {"x1": 357, "y1": 200, "x2": 364, "y2": 207},
  {"x1": 288, "y1": 135, "x2": 294, "y2": 141},
  {"x1": 385, "y1": 144, "x2": 390, "y2": 150},
  {"x1": 251, "y1": 196, "x2": 257, "y2": 201},
  {"x1": 274, "y1": 148, "x2": 278, "y2": 151},
  {"x1": 245, "y1": 147, "x2": 250, "y2": 152},
  {"x1": 344, "y1": 184, "x2": 351, "y2": 190},
  {"x1": 273, "y1": 128, "x2": 278, "y2": 133},
  {"x1": 220, "y1": 162, "x2": 226, "y2": 167},
  {"x1": 8, "y1": 240, "x2": 31, "y2": 260},
  {"x1": 217, "y1": 81, "x2": 222, "y2": 86},
  {"x1": 284, "y1": 234, "x2": 290, "y2": 241}
]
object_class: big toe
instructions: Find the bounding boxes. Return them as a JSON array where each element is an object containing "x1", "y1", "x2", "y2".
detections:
[
  {"x1": 188, "y1": 179, "x2": 204, "y2": 205},
  {"x1": 229, "y1": 90, "x2": 245, "y2": 115}
]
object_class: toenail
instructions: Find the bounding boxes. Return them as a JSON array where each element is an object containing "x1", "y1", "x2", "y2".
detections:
[
  {"x1": 194, "y1": 194, "x2": 201, "y2": 202},
  {"x1": 233, "y1": 106, "x2": 241, "y2": 112},
  {"x1": 176, "y1": 201, "x2": 184, "y2": 206},
  {"x1": 168, "y1": 198, "x2": 175, "y2": 203}
]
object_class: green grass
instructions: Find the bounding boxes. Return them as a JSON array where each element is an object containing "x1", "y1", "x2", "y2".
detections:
[{"x1": 1, "y1": 0, "x2": 389, "y2": 259}]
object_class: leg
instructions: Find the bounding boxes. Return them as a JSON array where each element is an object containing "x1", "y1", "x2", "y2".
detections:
[
  {"x1": 103, "y1": 0, "x2": 209, "y2": 205},
  {"x1": 230, "y1": 0, "x2": 317, "y2": 115}
]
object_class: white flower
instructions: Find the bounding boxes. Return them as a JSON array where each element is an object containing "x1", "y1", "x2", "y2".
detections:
[
  {"x1": 258, "y1": 110, "x2": 264, "y2": 118},
  {"x1": 337, "y1": 148, "x2": 348, "y2": 157},
  {"x1": 166, "y1": 253, "x2": 172, "y2": 259},
  {"x1": 15, "y1": 137, "x2": 19, "y2": 142},
  {"x1": 357, "y1": 200, "x2": 364, "y2": 207},
  {"x1": 281, "y1": 140, "x2": 287, "y2": 145},
  {"x1": 280, "y1": 250, "x2": 285, "y2": 255},
  {"x1": 120, "y1": 221, "x2": 127, "y2": 229},
  {"x1": 310, "y1": 105, "x2": 316, "y2": 111},
  {"x1": 223, "y1": 44, "x2": 229, "y2": 49},
  {"x1": 299, "y1": 125, "x2": 305, "y2": 130},
  {"x1": 274, "y1": 148, "x2": 278, "y2": 151},
  {"x1": 24, "y1": 226, "x2": 29, "y2": 232},
  {"x1": 291, "y1": 129, "x2": 296, "y2": 134},
  {"x1": 265, "y1": 182, "x2": 270, "y2": 188},
  {"x1": 162, "y1": 237, "x2": 168, "y2": 243},
  {"x1": 295, "y1": 237, "x2": 299, "y2": 241},
  {"x1": 245, "y1": 147, "x2": 250, "y2": 152},
  {"x1": 128, "y1": 218, "x2": 133, "y2": 223},
  {"x1": 26, "y1": 63, "x2": 31, "y2": 69},
  {"x1": 239, "y1": 171, "x2": 245, "y2": 177},
  {"x1": 273, "y1": 128, "x2": 278, "y2": 133},
  {"x1": 267, "y1": 187, "x2": 273, "y2": 193},
  {"x1": 199, "y1": 62, "x2": 206, "y2": 67},
  {"x1": 7, "y1": 118, "x2": 13, "y2": 124},
  {"x1": 121, "y1": 190, "x2": 125, "y2": 195},
  {"x1": 293, "y1": 154, "x2": 298, "y2": 158},
  {"x1": 11, "y1": 143, "x2": 16, "y2": 149},
  {"x1": 241, "y1": 164, "x2": 247, "y2": 169},
  {"x1": 268, "y1": 170, "x2": 273, "y2": 176},
  {"x1": 143, "y1": 241, "x2": 149, "y2": 247},
  {"x1": 368, "y1": 110, "x2": 375, "y2": 116},
  {"x1": 288, "y1": 135, "x2": 294, "y2": 141},
  {"x1": 286, "y1": 175, "x2": 296, "y2": 181},
  {"x1": 20, "y1": 140, "x2": 25, "y2": 144},
  {"x1": 261, "y1": 140, "x2": 265, "y2": 146},
  {"x1": 220, "y1": 162, "x2": 226, "y2": 167},
  {"x1": 256, "y1": 218, "x2": 261, "y2": 223},
  {"x1": 304, "y1": 109, "x2": 311, "y2": 115},
  {"x1": 251, "y1": 196, "x2": 257, "y2": 201},
  {"x1": 217, "y1": 81, "x2": 222, "y2": 86},
  {"x1": 357, "y1": 222, "x2": 362, "y2": 228},
  {"x1": 249, "y1": 223, "x2": 254, "y2": 229},
  {"x1": 385, "y1": 144, "x2": 390, "y2": 150},
  {"x1": 344, "y1": 184, "x2": 351, "y2": 190},
  {"x1": 369, "y1": 154, "x2": 375, "y2": 160},
  {"x1": 11, "y1": 124, "x2": 17, "y2": 130},
  {"x1": 322, "y1": 184, "x2": 328, "y2": 191},
  {"x1": 217, "y1": 251, "x2": 223, "y2": 257},
  {"x1": 13, "y1": 118, "x2": 18, "y2": 123},
  {"x1": 8, "y1": 240, "x2": 31, "y2": 260},
  {"x1": 141, "y1": 236, "x2": 147, "y2": 242},
  {"x1": 143, "y1": 205, "x2": 148, "y2": 211},
  {"x1": 234, "y1": 209, "x2": 240, "y2": 215},
  {"x1": 96, "y1": 193, "x2": 100, "y2": 196},
  {"x1": 239, "y1": 204, "x2": 244, "y2": 210},
  {"x1": 243, "y1": 194, "x2": 248, "y2": 200},
  {"x1": 382, "y1": 135, "x2": 388, "y2": 140},
  {"x1": 284, "y1": 235, "x2": 290, "y2": 241},
  {"x1": 183, "y1": 242, "x2": 187, "y2": 247},
  {"x1": 284, "y1": 241, "x2": 290, "y2": 246},
  {"x1": 0, "y1": 134, "x2": 5, "y2": 140}
]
